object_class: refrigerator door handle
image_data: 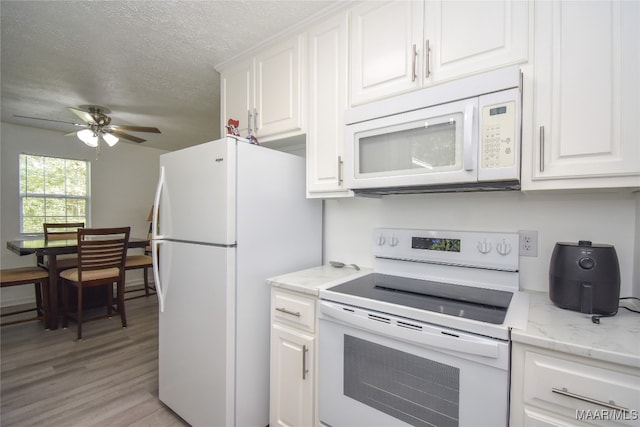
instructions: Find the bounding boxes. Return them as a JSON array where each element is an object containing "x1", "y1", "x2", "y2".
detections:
[
  {"x1": 152, "y1": 166, "x2": 166, "y2": 312},
  {"x1": 152, "y1": 239, "x2": 166, "y2": 312},
  {"x1": 153, "y1": 166, "x2": 165, "y2": 240}
]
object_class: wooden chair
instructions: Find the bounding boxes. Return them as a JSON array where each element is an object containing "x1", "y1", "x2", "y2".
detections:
[
  {"x1": 36, "y1": 222, "x2": 84, "y2": 314},
  {"x1": 38, "y1": 222, "x2": 85, "y2": 270},
  {"x1": 124, "y1": 229, "x2": 155, "y2": 300},
  {"x1": 44, "y1": 222, "x2": 85, "y2": 240},
  {"x1": 60, "y1": 227, "x2": 130, "y2": 340},
  {"x1": 1, "y1": 267, "x2": 50, "y2": 328}
]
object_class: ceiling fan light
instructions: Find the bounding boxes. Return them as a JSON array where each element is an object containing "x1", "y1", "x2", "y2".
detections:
[
  {"x1": 77, "y1": 129, "x2": 98, "y2": 147},
  {"x1": 102, "y1": 132, "x2": 119, "y2": 147}
]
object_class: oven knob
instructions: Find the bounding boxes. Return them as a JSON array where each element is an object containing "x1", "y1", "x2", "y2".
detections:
[
  {"x1": 496, "y1": 240, "x2": 512, "y2": 256},
  {"x1": 477, "y1": 239, "x2": 492, "y2": 254},
  {"x1": 376, "y1": 235, "x2": 386, "y2": 246},
  {"x1": 389, "y1": 235, "x2": 399, "y2": 247}
]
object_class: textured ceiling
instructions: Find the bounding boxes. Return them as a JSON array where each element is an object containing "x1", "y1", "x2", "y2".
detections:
[{"x1": 1, "y1": 1, "x2": 337, "y2": 151}]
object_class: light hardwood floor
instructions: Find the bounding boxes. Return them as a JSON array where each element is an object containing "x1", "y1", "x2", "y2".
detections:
[{"x1": 1, "y1": 295, "x2": 189, "y2": 426}]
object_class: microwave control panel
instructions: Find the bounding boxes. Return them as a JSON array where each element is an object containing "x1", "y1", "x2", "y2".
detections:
[{"x1": 480, "y1": 101, "x2": 516, "y2": 169}]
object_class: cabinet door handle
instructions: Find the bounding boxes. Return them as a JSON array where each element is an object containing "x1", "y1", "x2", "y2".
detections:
[
  {"x1": 551, "y1": 387, "x2": 630, "y2": 413},
  {"x1": 425, "y1": 39, "x2": 431, "y2": 79},
  {"x1": 338, "y1": 156, "x2": 344, "y2": 185},
  {"x1": 247, "y1": 110, "x2": 253, "y2": 133},
  {"x1": 302, "y1": 345, "x2": 309, "y2": 380},
  {"x1": 539, "y1": 126, "x2": 545, "y2": 172},
  {"x1": 412, "y1": 44, "x2": 418, "y2": 82},
  {"x1": 254, "y1": 108, "x2": 259, "y2": 133},
  {"x1": 519, "y1": 70, "x2": 523, "y2": 95},
  {"x1": 275, "y1": 307, "x2": 301, "y2": 317}
]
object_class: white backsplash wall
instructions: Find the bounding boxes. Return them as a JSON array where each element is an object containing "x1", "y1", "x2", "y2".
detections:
[
  {"x1": 324, "y1": 190, "x2": 638, "y2": 297},
  {"x1": 635, "y1": 192, "x2": 640, "y2": 294}
]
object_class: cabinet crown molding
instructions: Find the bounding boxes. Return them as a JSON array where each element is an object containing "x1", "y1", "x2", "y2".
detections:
[{"x1": 214, "y1": 1, "x2": 352, "y2": 71}]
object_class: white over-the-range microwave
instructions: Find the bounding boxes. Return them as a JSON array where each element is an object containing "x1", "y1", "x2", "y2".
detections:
[{"x1": 344, "y1": 66, "x2": 522, "y2": 194}]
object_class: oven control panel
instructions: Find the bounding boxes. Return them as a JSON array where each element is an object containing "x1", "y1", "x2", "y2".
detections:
[{"x1": 373, "y1": 228, "x2": 519, "y2": 272}]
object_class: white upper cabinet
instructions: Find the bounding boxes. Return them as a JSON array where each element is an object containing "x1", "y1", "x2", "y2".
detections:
[
  {"x1": 255, "y1": 36, "x2": 305, "y2": 138},
  {"x1": 220, "y1": 58, "x2": 253, "y2": 137},
  {"x1": 523, "y1": 0, "x2": 640, "y2": 190},
  {"x1": 349, "y1": 0, "x2": 528, "y2": 106},
  {"x1": 220, "y1": 35, "x2": 305, "y2": 142},
  {"x1": 307, "y1": 12, "x2": 353, "y2": 197},
  {"x1": 350, "y1": 1, "x2": 423, "y2": 106},
  {"x1": 425, "y1": 0, "x2": 528, "y2": 82}
]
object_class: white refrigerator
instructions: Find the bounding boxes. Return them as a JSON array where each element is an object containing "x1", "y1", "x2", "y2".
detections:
[{"x1": 151, "y1": 136, "x2": 322, "y2": 426}]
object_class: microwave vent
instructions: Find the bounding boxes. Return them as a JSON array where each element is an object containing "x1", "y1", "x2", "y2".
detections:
[{"x1": 352, "y1": 181, "x2": 521, "y2": 196}]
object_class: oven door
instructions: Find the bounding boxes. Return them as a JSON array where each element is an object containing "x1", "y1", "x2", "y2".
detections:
[
  {"x1": 318, "y1": 301, "x2": 509, "y2": 427},
  {"x1": 344, "y1": 98, "x2": 478, "y2": 190}
]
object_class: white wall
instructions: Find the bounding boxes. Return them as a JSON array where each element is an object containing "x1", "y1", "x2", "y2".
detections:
[
  {"x1": 636, "y1": 192, "x2": 640, "y2": 293},
  {"x1": 324, "y1": 190, "x2": 639, "y2": 297},
  {"x1": 1, "y1": 122, "x2": 168, "y2": 306}
]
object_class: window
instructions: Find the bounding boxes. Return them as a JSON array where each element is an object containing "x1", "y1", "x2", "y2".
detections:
[{"x1": 19, "y1": 154, "x2": 89, "y2": 233}]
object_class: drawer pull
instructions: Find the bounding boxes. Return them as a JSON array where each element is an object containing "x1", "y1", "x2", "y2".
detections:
[
  {"x1": 275, "y1": 307, "x2": 301, "y2": 317},
  {"x1": 551, "y1": 387, "x2": 630, "y2": 413}
]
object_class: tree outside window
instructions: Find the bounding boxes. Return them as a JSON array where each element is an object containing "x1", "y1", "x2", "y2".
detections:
[{"x1": 19, "y1": 154, "x2": 89, "y2": 233}]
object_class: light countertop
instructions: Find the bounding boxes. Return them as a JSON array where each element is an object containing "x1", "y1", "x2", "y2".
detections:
[
  {"x1": 513, "y1": 291, "x2": 640, "y2": 368},
  {"x1": 267, "y1": 264, "x2": 372, "y2": 296},
  {"x1": 267, "y1": 267, "x2": 640, "y2": 369}
]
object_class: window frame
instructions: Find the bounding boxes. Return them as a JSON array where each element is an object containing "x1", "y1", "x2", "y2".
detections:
[{"x1": 19, "y1": 153, "x2": 91, "y2": 235}]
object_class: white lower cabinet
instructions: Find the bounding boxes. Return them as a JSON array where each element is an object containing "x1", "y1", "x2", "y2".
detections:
[
  {"x1": 511, "y1": 343, "x2": 640, "y2": 427},
  {"x1": 270, "y1": 289, "x2": 318, "y2": 427}
]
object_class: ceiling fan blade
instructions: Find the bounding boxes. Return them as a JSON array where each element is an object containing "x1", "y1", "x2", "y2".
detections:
[
  {"x1": 14, "y1": 115, "x2": 85, "y2": 127},
  {"x1": 108, "y1": 129, "x2": 146, "y2": 143},
  {"x1": 110, "y1": 125, "x2": 161, "y2": 134},
  {"x1": 68, "y1": 107, "x2": 96, "y2": 124}
]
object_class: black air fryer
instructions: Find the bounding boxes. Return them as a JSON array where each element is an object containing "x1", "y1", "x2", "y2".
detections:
[{"x1": 549, "y1": 240, "x2": 620, "y2": 319}]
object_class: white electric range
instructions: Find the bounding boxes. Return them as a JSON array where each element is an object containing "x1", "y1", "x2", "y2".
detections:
[{"x1": 318, "y1": 228, "x2": 529, "y2": 427}]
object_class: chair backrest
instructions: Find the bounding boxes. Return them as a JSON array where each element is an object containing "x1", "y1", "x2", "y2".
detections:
[
  {"x1": 44, "y1": 222, "x2": 85, "y2": 241},
  {"x1": 145, "y1": 227, "x2": 152, "y2": 255},
  {"x1": 77, "y1": 227, "x2": 130, "y2": 279}
]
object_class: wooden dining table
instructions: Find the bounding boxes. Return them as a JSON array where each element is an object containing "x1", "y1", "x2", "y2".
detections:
[{"x1": 6, "y1": 236, "x2": 149, "y2": 330}]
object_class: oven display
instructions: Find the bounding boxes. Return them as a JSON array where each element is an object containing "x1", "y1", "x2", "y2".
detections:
[{"x1": 412, "y1": 237, "x2": 461, "y2": 252}]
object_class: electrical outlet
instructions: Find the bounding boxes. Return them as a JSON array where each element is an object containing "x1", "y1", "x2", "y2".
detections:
[{"x1": 519, "y1": 230, "x2": 538, "y2": 257}]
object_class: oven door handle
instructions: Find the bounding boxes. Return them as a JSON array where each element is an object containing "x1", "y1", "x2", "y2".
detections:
[{"x1": 320, "y1": 302, "x2": 500, "y2": 359}]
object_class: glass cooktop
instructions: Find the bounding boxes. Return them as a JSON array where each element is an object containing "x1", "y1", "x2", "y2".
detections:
[{"x1": 325, "y1": 273, "x2": 513, "y2": 324}]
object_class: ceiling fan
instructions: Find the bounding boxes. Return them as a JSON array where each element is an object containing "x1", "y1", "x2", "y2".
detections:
[{"x1": 15, "y1": 105, "x2": 161, "y2": 148}]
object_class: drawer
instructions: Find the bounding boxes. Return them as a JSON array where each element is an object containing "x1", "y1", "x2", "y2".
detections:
[
  {"x1": 271, "y1": 289, "x2": 316, "y2": 333},
  {"x1": 523, "y1": 407, "x2": 584, "y2": 427},
  {"x1": 524, "y1": 351, "x2": 640, "y2": 426}
]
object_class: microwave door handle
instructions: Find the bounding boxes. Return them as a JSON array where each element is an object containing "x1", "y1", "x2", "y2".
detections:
[{"x1": 463, "y1": 104, "x2": 475, "y2": 171}]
